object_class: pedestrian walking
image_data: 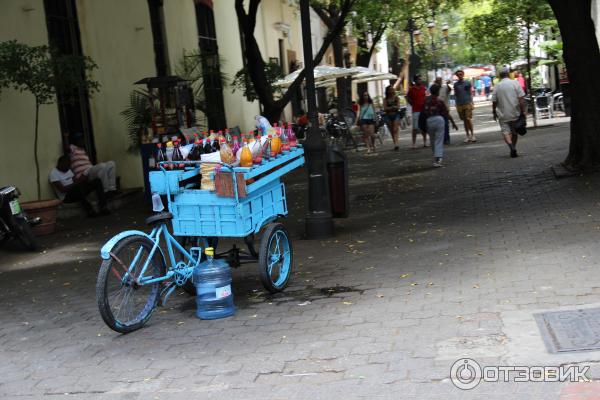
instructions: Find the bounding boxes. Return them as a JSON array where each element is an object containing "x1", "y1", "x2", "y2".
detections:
[
  {"x1": 422, "y1": 85, "x2": 459, "y2": 167},
  {"x1": 434, "y1": 77, "x2": 452, "y2": 144},
  {"x1": 356, "y1": 92, "x2": 377, "y2": 154},
  {"x1": 515, "y1": 71, "x2": 527, "y2": 94},
  {"x1": 453, "y1": 70, "x2": 477, "y2": 143},
  {"x1": 482, "y1": 74, "x2": 492, "y2": 100},
  {"x1": 383, "y1": 86, "x2": 401, "y2": 151},
  {"x1": 492, "y1": 69, "x2": 526, "y2": 158},
  {"x1": 406, "y1": 74, "x2": 428, "y2": 148}
]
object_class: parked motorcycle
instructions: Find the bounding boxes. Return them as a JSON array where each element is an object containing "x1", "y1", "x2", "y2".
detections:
[{"x1": 0, "y1": 186, "x2": 40, "y2": 251}]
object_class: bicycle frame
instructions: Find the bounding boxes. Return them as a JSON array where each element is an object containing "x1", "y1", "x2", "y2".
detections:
[{"x1": 122, "y1": 223, "x2": 200, "y2": 286}]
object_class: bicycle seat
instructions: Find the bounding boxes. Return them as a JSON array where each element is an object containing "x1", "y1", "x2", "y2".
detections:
[{"x1": 146, "y1": 212, "x2": 173, "y2": 226}]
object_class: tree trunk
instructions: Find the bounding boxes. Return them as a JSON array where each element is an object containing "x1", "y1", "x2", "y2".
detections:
[
  {"x1": 355, "y1": 37, "x2": 371, "y2": 98},
  {"x1": 548, "y1": 0, "x2": 600, "y2": 168},
  {"x1": 34, "y1": 101, "x2": 41, "y2": 200},
  {"x1": 332, "y1": 35, "x2": 349, "y2": 113},
  {"x1": 262, "y1": 103, "x2": 284, "y2": 123}
]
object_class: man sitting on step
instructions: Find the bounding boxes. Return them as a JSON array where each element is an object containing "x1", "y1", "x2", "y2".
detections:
[
  {"x1": 63, "y1": 132, "x2": 119, "y2": 197},
  {"x1": 49, "y1": 155, "x2": 110, "y2": 217}
]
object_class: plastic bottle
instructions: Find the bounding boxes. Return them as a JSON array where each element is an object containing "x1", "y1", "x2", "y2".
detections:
[
  {"x1": 212, "y1": 131, "x2": 221, "y2": 152},
  {"x1": 271, "y1": 130, "x2": 282, "y2": 155},
  {"x1": 193, "y1": 247, "x2": 235, "y2": 320},
  {"x1": 225, "y1": 129, "x2": 232, "y2": 144},
  {"x1": 155, "y1": 143, "x2": 166, "y2": 169},
  {"x1": 219, "y1": 137, "x2": 235, "y2": 164},
  {"x1": 240, "y1": 139, "x2": 253, "y2": 167},
  {"x1": 287, "y1": 124, "x2": 297, "y2": 148},
  {"x1": 203, "y1": 136, "x2": 213, "y2": 154},
  {"x1": 231, "y1": 135, "x2": 240, "y2": 155},
  {"x1": 262, "y1": 135, "x2": 272, "y2": 162},
  {"x1": 172, "y1": 140, "x2": 185, "y2": 169},
  {"x1": 188, "y1": 139, "x2": 202, "y2": 161},
  {"x1": 281, "y1": 126, "x2": 290, "y2": 152},
  {"x1": 165, "y1": 141, "x2": 174, "y2": 169}
]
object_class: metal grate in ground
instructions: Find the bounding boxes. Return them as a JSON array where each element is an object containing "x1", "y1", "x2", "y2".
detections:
[{"x1": 534, "y1": 308, "x2": 600, "y2": 353}]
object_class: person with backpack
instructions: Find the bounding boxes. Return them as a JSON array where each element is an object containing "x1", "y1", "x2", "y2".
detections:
[{"x1": 420, "y1": 85, "x2": 458, "y2": 167}]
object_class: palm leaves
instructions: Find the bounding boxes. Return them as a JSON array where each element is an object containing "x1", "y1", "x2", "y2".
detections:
[{"x1": 120, "y1": 89, "x2": 154, "y2": 153}]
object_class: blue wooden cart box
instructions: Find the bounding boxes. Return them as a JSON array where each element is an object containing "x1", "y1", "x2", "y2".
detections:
[{"x1": 149, "y1": 146, "x2": 304, "y2": 237}]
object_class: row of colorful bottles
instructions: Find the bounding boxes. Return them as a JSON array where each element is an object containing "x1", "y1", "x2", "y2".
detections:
[{"x1": 152, "y1": 124, "x2": 298, "y2": 170}]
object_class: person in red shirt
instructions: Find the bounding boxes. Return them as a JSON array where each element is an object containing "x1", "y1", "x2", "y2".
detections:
[{"x1": 406, "y1": 75, "x2": 428, "y2": 148}]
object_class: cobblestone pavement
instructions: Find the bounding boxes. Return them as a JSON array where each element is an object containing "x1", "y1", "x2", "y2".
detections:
[{"x1": 2, "y1": 106, "x2": 600, "y2": 399}]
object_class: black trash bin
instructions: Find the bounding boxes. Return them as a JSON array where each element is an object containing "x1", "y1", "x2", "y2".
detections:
[{"x1": 327, "y1": 141, "x2": 349, "y2": 218}]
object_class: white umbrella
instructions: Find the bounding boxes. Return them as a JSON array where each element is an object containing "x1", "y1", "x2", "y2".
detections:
[
  {"x1": 347, "y1": 66, "x2": 380, "y2": 79},
  {"x1": 315, "y1": 78, "x2": 339, "y2": 88},
  {"x1": 353, "y1": 73, "x2": 398, "y2": 84},
  {"x1": 272, "y1": 65, "x2": 357, "y2": 88}
]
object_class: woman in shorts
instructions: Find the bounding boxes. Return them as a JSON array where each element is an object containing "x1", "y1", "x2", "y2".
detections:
[
  {"x1": 384, "y1": 86, "x2": 401, "y2": 151},
  {"x1": 356, "y1": 92, "x2": 377, "y2": 154}
]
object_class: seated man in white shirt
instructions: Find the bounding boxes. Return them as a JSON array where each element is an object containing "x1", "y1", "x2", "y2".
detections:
[
  {"x1": 49, "y1": 155, "x2": 109, "y2": 217},
  {"x1": 63, "y1": 132, "x2": 118, "y2": 197}
]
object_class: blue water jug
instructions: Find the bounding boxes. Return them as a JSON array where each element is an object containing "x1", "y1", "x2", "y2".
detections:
[{"x1": 193, "y1": 247, "x2": 235, "y2": 320}]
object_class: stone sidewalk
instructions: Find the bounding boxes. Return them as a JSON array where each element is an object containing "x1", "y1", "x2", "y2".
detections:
[{"x1": 2, "y1": 108, "x2": 600, "y2": 399}]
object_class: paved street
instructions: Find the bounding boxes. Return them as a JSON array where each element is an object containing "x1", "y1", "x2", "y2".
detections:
[{"x1": 3, "y1": 105, "x2": 600, "y2": 399}]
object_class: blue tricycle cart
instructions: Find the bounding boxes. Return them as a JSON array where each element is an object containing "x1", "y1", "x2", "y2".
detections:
[{"x1": 95, "y1": 146, "x2": 305, "y2": 333}]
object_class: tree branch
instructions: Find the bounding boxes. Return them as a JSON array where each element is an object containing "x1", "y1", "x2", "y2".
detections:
[
  {"x1": 311, "y1": 4, "x2": 335, "y2": 29},
  {"x1": 277, "y1": 0, "x2": 356, "y2": 106},
  {"x1": 368, "y1": 23, "x2": 388, "y2": 60}
]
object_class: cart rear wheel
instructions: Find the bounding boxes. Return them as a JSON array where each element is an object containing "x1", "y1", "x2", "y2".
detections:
[{"x1": 258, "y1": 223, "x2": 293, "y2": 293}]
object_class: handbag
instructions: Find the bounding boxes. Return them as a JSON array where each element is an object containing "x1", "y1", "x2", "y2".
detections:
[
  {"x1": 418, "y1": 98, "x2": 432, "y2": 132},
  {"x1": 514, "y1": 113, "x2": 527, "y2": 136}
]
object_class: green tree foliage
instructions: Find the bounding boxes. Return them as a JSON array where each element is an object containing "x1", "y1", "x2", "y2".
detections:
[
  {"x1": 462, "y1": 0, "x2": 555, "y2": 66},
  {"x1": 0, "y1": 40, "x2": 99, "y2": 200},
  {"x1": 231, "y1": 62, "x2": 283, "y2": 103}
]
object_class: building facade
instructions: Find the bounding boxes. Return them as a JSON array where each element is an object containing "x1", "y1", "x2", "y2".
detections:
[{"x1": 0, "y1": 0, "x2": 311, "y2": 201}]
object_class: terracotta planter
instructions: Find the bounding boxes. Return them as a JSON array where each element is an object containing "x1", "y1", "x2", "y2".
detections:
[{"x1": 21, "y1": 198, "x2": 61, "y2": 236}]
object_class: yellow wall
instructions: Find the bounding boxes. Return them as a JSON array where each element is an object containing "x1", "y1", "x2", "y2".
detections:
[
  {"x1": 0, "y1": 0, "x2": 309, "y2": 201},
  {"x1": 162, "y1": 0, "x2": 198, "y2": 74},
  {"x1": 76, "y1": 0, "x2": 156, "y2": 192},
  {"x1": 0, "y1": 0, "x2": 63, "y2": 201},
  {"x1": 214, "y1": 0, "x2": 261, "y2": 131}
]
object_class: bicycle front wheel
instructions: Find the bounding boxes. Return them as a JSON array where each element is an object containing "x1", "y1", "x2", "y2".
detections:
[{"x1": 96, "y1": 235, "x2": 166, "y2": 333}]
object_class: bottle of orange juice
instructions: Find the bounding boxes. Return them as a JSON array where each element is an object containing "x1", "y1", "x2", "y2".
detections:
[
  {"x1": 271, "y1": 129, "x2": 281, "y2": 155},
  {"x1": 240, "y1": 139, "x2": 253, "y2": 167}
]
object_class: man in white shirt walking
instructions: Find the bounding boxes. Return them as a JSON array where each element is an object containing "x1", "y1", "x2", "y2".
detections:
[{"x1": 492, "y1": 69, "x2": 526, "y2": 158}]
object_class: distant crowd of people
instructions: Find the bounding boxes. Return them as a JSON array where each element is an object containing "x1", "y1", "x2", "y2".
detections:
[{"x1": 347, "y1": 68, "x2": 527, "y2": 167}]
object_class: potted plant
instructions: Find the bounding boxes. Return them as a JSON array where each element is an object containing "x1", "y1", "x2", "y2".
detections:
[{"x1": 0, "y1": 40, "x2": 99, "y2": 235}]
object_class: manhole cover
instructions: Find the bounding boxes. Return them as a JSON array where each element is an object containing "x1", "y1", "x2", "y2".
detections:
[{"x1": 534, "y1": 308, "x2": 600, "y2": 353}]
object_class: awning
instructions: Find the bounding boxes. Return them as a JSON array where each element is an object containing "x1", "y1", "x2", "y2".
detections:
[{"x1": 272, "y1": 65, "x2": 358, "y2": 88}]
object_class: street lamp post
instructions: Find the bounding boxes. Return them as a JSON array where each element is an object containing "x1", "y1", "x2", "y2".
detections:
[
  {"x1": 405, "y1": 18, "x2": 420, "y2": 82},
  {"x1": 427, "y1": 21, "x2": 436, "y2": 71},
  {"x1": 299, "y1": 0, "x2": 334, "y2": 239},
  {"x1": 441, "y1": 23, "x2": 449, "y2": 69}
]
